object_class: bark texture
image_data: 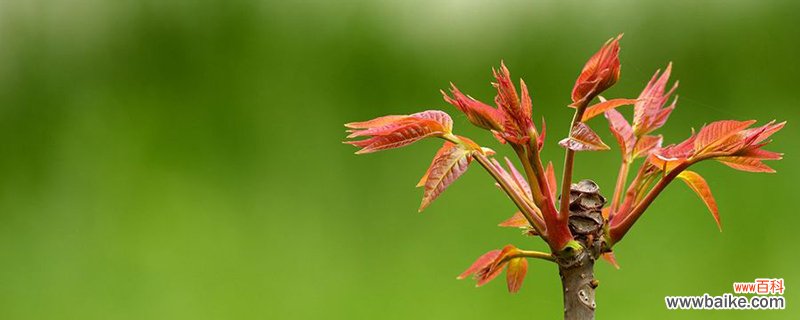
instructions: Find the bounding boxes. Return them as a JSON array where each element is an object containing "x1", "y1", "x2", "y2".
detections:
[
  {"x1": 558, "y1": 180, "x2": 606, "y2": 320},
  {"x1": 559, "y1": 251, "x2": 597, "y2": 320}
]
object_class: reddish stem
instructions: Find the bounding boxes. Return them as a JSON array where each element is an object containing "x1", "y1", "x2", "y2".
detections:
[
  {"x1": 609, "y1": 160, "x2": 630, "y2": 213},
  {"x1": 609, "y1": 161, "x2": 692, "y2": 243},
  {"x1": 559, "y1": 99, "x2": 591, "y2": 219},
  {"x1": 473, "y1": 153, "x2": 548, "y2": 238}
]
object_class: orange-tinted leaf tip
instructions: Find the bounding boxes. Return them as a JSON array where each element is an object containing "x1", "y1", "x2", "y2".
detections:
[
  {"x1": 498, "y1": 211, "x2": 529, "y2": 228},
  {"x1": 677, "y1": 170, "x2": 721, "y2": 231},
  {"x1": 415, "y1": 176, "x2": 426, "y2": 188},
  {"x1": 717, "y1": 157, "x2": 776, "y2": 173},
  {"x1": 506, "y1": 258, "x2": 528, "y2": 293},
  {"x1": 601, "y1": 252, "x2": 620, "y2": 269}
]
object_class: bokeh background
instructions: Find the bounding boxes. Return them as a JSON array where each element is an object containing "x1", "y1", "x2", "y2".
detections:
[{"x1": 0, "y1": 0, "x2": 798, "y2": 319}]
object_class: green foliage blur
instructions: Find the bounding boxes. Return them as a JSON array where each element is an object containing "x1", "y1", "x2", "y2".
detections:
[{"x1": 0, "y1": 0, "x2": 797, "y2": 319}]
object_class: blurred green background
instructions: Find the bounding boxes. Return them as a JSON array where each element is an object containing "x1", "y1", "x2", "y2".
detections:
[{"x1": 0, "y1": 0, "x2": 797, "y2": 319}]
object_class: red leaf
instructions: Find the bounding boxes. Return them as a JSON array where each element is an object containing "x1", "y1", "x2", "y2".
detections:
[
  {"x1": 582, "y1": 98, "x2": 637, "y2": 121},
  {"x1": 476, "y1": 262, "x2": 507, "y2": 287},
  {"x1": 572, "y1": 34, "x2": 622, "y2": 103},
  {"x1": 493, "y1": 62, "x2": 533, "y2": 145},
  {"x1": 345, "y1": 110, "x2": 454, "y2": 154},
  {"x1": 742, "y1": 121, "x2": 786, "y2": 147},
  {"x1": 458, "y1": 250, "x2": 502, "y2": 280},
  {"x1": 736, "y1": 148, "x2": 783, "y2": 160},
  {"x1": 410, "y1": 110, "x2": 454, "y2": 132},
  {"x1": 683, "y1": 120, "x2": 784, "y2": 173},
  {"x1": 632, "y1": 135, "x2": 663, "y2": 159},
  {"x1": 346, "y1": 117, "x2": 417, "y2": 138},
  {"x1": 647, "y1": 99, "x2": 676, "y2": 134},
  {"x1": 345, "y1": 115, "x2": 406, "y2": 129},
  {"x1": 417, "y1": 142, "x2": 457, "y2": 187},
  {"x1": 419, "y1": 145, "x2": 473, "y2": 211},
  {"x1": 460, "y1": 245, "x2": 531, "y2": 290},
  {"x1": 632, "y1": 63, "x2": 678, "y2": 136},
  {"x1": 519, "y1": 79, "x2": 533, "y2": 124},
  {"x1": 664, "y1": 131, "x2": 697, "y2": 158},
  {"x1": 716, "y1": 156, "x2": 776, "y2": 173},
  {"x1": 506, "y1": 258, "x2": 528, "y2": 293},
  {"x1": 442, "y1": 84, "x2": 504, "y2": 131},
  {"x1": 493, "y1": 62, "x2": 521, "y2": 119},
  {"x1": 604, "y1": 108, "x2": 634, "y2": 157},
  {"x1": 651, "y1": 120, "x2": 783, "y2": 173},
  {"x1": 559, "y1": 122, "x2": 610, "y2": 151},
  {"x1": 348, "y1": 111, "x2": 452, "y2": 139},
  {"x1": 476, "y1": 245, "x2": 516, "y2": 287},
  {"x1": 694, "y1": 120, "x2": 756, "y2": 154},
  {"x1": 347, "y1": 120, "x2": 448, "y2": 154},
  {"x1": 677, "y1": 170, "x2": 721, "y2": 231},
  {"x1": 498, "y1": 211, "x2": 529, "y2": 228}
]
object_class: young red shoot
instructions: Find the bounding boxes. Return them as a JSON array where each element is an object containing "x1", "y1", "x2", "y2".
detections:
[{"x1": 343, "y1": 35, "x2": 784, "y2": 320}]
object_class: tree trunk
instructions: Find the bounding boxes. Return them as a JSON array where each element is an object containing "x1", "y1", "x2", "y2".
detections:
[
  {"x1": 559, "y1": 251, "x2": 597, "y2": 320},
  {"x1": 558, "y1": 179, "x2": 606, "y2": 320}
]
